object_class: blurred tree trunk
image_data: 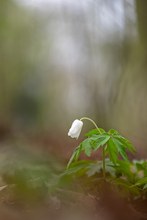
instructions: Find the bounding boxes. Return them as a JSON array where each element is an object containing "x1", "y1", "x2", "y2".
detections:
[{"x1": 136, "y1": 0, "x2": 147, "y2": 50}]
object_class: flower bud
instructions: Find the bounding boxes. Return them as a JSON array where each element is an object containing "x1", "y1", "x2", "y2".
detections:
[{"x1": 68, "y1": 119, "x2": 83, "y2": 139}]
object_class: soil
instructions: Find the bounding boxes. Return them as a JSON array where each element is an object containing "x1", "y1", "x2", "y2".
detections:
[{"x1": 0, "y1": 181, "x2": 147, "y2": 220}]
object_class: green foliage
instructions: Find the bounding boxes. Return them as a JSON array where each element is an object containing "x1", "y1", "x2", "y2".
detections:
[
  {"x1": 65, "y1": 158, "x2": 147, "y2": 198},
  {"x1": 67, "y1": 128, "x2": 135, "y2": 168},
  {"x1": 135, "y1": 177, "x2": 147, "y2": 186},
  {"x1": 0, "y1": 147, "x2": 63, "y2": 202},
  {"x1": 85, "y1": 128, "x2": 105, "y2": 137},
  {"x1": 66, "y1": 159, "x2": 115, "y2": 178},
  {"x1": 66, "y1": 125, "x2": 147, "y2": 198}
]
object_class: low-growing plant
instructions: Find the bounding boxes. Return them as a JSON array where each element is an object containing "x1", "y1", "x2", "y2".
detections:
[{"x1": 66, "y1": 117, "x2": 147, "y2": 199}]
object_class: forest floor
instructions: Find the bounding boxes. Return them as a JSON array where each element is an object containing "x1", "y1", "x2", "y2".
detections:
[{"x1": 0, "y1": 133, "x2": 147, "y2": 220}]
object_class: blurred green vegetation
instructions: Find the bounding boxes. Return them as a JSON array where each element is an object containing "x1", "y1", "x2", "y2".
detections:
[
  {"x1": 0, "y1": 0, "x2": 44, "y2": 130},
  {"x1": 0, "y1": 0, "x2": 147, "y2": 167},
  {"x1": 0, "y1": 1, "x2": 147, "y2": 214}
]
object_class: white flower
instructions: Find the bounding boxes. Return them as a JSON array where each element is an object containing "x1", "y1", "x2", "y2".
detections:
[{"x1": 68, "y1": 119, "x2": 83, "y2": 139}]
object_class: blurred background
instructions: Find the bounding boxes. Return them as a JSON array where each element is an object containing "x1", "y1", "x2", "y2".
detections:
[
  {"x1": 1, "y1": 1, "x2": 147, "y2": 218},
  {"x1": 0, "y1": 0, "x2": 147, "y2": 163}
]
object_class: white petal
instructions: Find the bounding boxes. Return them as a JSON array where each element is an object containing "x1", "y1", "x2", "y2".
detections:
[{"x1": 68, "y1": 119, "x2": 83, "y2": 139}]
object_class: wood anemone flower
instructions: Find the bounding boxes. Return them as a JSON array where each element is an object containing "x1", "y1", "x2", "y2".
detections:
[{"x1": 68, "y1": 119, "x2": 83, "y2": 139}]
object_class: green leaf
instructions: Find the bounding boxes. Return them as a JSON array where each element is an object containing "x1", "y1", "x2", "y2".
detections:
[
  {"x1": 67, "y1": 145, "x2": 82, "y2": 168},
  {"x1": 115, "y1": 135, "x2": 135, "y2": 153},
  {"x1": 65, "y1": 160, "x2": 92, "y2": 176},
  {"x1": 135, "y1": 177, "x2": 147, "y2": 186},
  {"x1": 85, "y1": 128, "x2": 105, "y2": 137},
  {"x1": 81, "y1": 138, "x2": 92, "y2": 157},
  {"x1": 86, "y1": 162, "x2": 102, "y2": 177},
  {"x1": 85, "y1": 147, "x2": 91, "y2": 157},
  {"x1": 107, "y1": 138, "x2": 118, "y2": 164},
  {"x1": 117, "y1": 160, "x2": 131, "y2": 175},
  {"x1": 112, "y1": 138, "x2": 128, "y2": 161},
  {"x1": 143, "y1": 184, "x2": 147, "y2": 190},
  {"x1": 116, "y1": 161, "x2": 136, "y2": 183},
  {"x1": 81, "y1": 134, "x2": 110, "y2": 156},
  {"x1": 107, "y1": 128, "x2": 135, "y2": 154},
  {"x1": 93, "y1": 135, "x2": 110, "y2": 151},
  {"x1": 108, "y1": 129, "x2": 119, "y2": 135},
  {"x1": 83, "y1": 140, "x2": 92, "y2": 157}
]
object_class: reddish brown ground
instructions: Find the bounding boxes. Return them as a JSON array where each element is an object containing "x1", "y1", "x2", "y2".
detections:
[{"x1": 0, "y1": 128, "x2": 147, "y2": 220}]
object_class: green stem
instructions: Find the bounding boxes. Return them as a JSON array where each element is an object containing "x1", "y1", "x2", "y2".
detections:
[
  {"x1": 102, "y1": 147, "x2": 106, "y2": 179},
  {"x1": 80, "y1": 117, "x2": 106, "y2": 179},
  {"x1": 80, "y1": 117, "x2": 101, "y2": 134}
]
